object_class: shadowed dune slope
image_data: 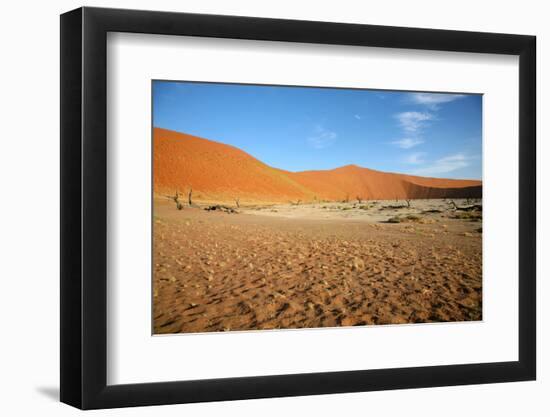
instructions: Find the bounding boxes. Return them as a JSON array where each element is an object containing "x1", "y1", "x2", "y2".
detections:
[
  {"x1": 290, "y1": 165, "x2": 482, "y2": 200},
  {"x1": 153, "y1": 128, "x2": 482, "y2": 202}
]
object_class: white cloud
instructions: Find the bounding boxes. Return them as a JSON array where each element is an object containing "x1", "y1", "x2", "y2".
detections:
[
  {"x1": 395, "y1": 111, "x2": 434, "y2": 134},
  {"x1": 354, "y1": 114, "x2": 361, "y2": 120},
  {"x1": 405, "y1": 152, "x2": 426, "y2": 164},
  {"x1": 391, "y1": 138, "x2": 424, "y2": 149},
  {"x1": 307, "y1": 125, "x2": 337, "y2": 149},
  {"x1": 413, "y1": 153, "x2": 470, "y2": 176},
  {"x1": 410, "y1": 93, "x2": 465, "y2": 110}
]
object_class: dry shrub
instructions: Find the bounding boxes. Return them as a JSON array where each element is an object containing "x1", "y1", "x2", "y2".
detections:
[
  {"x1": 388, "y1": 214, "x2": 422, "y2": 224},
  {"x1": 452, "y1": 211, "x2": 482, "y2": 221}
]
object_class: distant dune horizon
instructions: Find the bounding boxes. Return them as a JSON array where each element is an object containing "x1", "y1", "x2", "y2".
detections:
[{"x1": 153, "y1": 127, "x2": 482, "y2": 203}]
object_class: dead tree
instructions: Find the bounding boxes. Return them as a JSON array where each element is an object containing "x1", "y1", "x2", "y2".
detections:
[
  {"x1": 356, "y1": 195, "x2": 363, "y2": 204},
  {"x1": 235, "y1": 197, "x2": 240, "y2": 208},
  {"x1": 405, "y1": 199, "x2": 411, "y2": 208},
  {"x1": 171, "y1": 190, "x2": 183, "y2": 210},
  {"x1": 188, "y1": 187, "x2": 193, "y2": 206},
  {"x1": 344, "y1": 193, "x2": 350, "y2": 203},
  {"x1": 169, "y1": 189, "x2": 179, "y2": 203}
]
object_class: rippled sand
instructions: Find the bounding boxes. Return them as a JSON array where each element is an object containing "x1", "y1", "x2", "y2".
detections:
[{"x1": 153, "y1": 199, "x2": 482, "y2": 334}]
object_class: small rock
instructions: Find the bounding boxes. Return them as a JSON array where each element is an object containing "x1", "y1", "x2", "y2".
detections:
[
  {"x1": 341, "y1": 317, "x2": 355, "y2": 326},
  {"x1": 351, "y1": 257, "x2": 365, "y2": 271}
]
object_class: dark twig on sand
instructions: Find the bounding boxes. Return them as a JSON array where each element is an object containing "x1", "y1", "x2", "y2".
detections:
[
  {"x1": 204, "y1": 205, "x2": 238, "y2": 214},
  {"x1": 449, "y1": 200, "x2": 482, "y2": 212}
]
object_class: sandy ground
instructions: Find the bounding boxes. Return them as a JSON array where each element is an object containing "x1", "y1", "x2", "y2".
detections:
[{"x1": 153, "y1": 198, "x2": 482, "y2": 334}]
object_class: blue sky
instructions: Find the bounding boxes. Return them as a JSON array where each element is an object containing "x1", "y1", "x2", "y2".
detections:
[{"x1": 153, "y1": 81, "x2": 482, "y2": 180}]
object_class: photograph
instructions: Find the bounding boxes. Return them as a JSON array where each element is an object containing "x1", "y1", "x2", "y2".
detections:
[
  {"x1": 51, "y1": 3, "x2": 539, "y2": 412},
  {"x1": 152, "y1": 81, "x2": 483, "y2": 334}
]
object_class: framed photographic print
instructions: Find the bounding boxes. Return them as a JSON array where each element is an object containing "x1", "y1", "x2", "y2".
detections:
[{"x1": 60, "y1": 7, "x2": 536, "y2": 409}]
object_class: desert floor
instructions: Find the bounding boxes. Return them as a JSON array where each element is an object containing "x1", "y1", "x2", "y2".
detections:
[{"x1": 153, "y1": 198, "x2": 482, "y2": 334}]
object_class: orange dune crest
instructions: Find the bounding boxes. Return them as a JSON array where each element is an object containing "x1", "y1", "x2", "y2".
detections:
[{"x1": 153, "y1": 128, "x2": 482, "y2": 202}]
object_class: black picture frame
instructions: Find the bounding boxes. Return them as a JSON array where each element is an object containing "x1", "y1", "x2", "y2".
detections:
[{"x1": 60, "y1": 6, "x2": 536, "y2": 410}]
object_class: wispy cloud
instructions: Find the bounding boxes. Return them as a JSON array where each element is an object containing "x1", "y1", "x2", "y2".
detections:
[
  {"x1": 395, "y1": 111, "x2": 434, "y2": 134},
  {"x1": 413, "y1": 153, "x2": 470, "y2": 176},
  {"x1": 405, "y1": 152, "x2": 426, "y2": 165},
  {"x1": 409, "y1": 93, "x2": 465, "y2": 110},
  {"x1": 354, "y1": 114, "x2": 361, "y2": 120},
  {"x1": 391, "y1": 138, "x2": 424, "y2": 149},
  {"x1": 307, "y1": 125, "x2": 337, "y2": 149}
]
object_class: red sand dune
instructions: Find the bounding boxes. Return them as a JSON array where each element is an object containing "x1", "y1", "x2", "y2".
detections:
[{"x1": 153, "y1": 128, "x2": 482, "y2": 202}]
